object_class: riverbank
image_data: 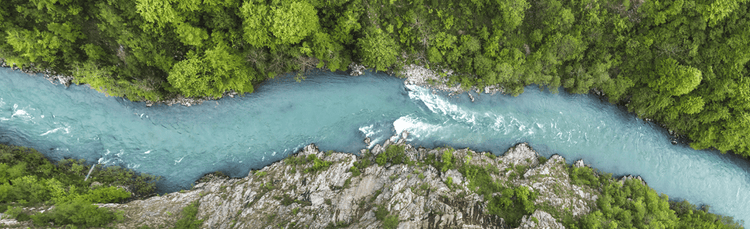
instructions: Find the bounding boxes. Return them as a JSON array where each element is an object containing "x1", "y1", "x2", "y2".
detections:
[
  {"x1": 92, "y1": 139, "x2": 748, "y2": 228},
  {"x1": 3, "y1": 136, "x2": 739, "y2": 228}
]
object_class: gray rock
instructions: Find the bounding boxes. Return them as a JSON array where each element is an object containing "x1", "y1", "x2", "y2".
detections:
[
  {"x1": 100, "y1": 142, "x2": 603, "y2": 229},
  {"x1": 518, "y1": 210, "x2": 565, "y2": 229},
  {"x1": 574, "y1": 159, "x2": 585, "y2": 168}
]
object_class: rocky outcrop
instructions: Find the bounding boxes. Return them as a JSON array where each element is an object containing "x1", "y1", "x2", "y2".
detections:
[
  {"x1": 348, "y1": 62, "x2": 366, "y2": 76},
  {"x1": 101, "y1": 137, "x2": 601, "y2": 229},
  {"x1": 401, "y1": 64, "x2": 504, "y2": 97},
  {"x1": 517, "y1": 210, "x2": 564, "y2": 229}
]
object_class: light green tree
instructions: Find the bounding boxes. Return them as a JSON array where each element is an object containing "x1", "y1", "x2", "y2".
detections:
[
  {"x1": 357, "y1": 28, "x2": 399, "y2": 72},
  {"x1": 241, "y1": 0, "x2": 319, "y2": 49},
  {"x1": 649, "y1": 58, "x2": 702, "y2": 96},
  {"x1": 167, "y1": 42, "x2": 255, "y2": 98}
]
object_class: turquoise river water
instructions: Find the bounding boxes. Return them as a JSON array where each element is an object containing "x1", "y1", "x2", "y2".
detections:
[{"x1": 1, "y1": 68, "x2": 749, "y2": 223}]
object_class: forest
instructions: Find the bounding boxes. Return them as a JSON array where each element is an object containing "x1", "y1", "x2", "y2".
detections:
[
  {"x1": 0, "y1": 144, "x2": 164, "y2": 228},
  {"x1": 1, "y1": 0, "x2": 749, "y2": 157}
]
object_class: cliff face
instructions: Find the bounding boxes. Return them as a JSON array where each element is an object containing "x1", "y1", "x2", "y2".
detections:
[{"x1": 103, "y1": 136, "x2": 600, "y2": 229}]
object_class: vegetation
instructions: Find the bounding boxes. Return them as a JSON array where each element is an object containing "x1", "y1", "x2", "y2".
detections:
[
  {"x1": 171, "y1": 201, "x2": 205, "y2": 229},
  {"x1": 375, "y1": 145, "x2": 408, "y2": 166},
  {"x1": 460, "y1": 163, "x2": 537, "y2": 227},
  {"x1": 2, "y1": 0, "x2": 749, "y2": 158},
  {"x1": 374, "y1": 205, "x2": 399, "y2": 229},
  {"x1": 304, "y1": 154, "x2": 332, "y2": 173},
  {"x1": 566, "y1": 165, "x2": 743, "y2": 229},
  {"x1": 0, "y1": 143, "x2": 160, "y2": 227}
]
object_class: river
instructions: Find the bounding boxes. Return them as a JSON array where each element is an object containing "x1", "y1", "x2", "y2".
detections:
[{"x1": 1, "y1": 68, "x2": 748, "y2": 223}]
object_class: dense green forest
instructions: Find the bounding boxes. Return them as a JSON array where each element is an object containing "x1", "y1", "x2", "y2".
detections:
[
  {"x1": 567, "y1": 166, "x2": 742, "y2": 229},
  {"x1": 1, "y1": 0, "x2": 749, "y2": 157},
  {"x1": 0, "y1": 144, "x2": 161, "y2": 227}
]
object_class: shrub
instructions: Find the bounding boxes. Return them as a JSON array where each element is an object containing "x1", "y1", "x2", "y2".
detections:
[
  {"x1": 305, "y1": 155, "x2": 332, "y2": 173},
  {"x1": 349, "y1": 166, "x2": 361, "y2": 176},
  {"x1": 4, "y1": 206, "x2": 30, "y2": 221},
  {"x1": 383, "y1": 215, "x2": 399, "y2": 229},
  {"x1": 84, "y1": 186, "x2": 132, "y2": 203},
  {"x1": 172, "y1": 201, "x2": 204, "y2": 229},
  {"x1": 91, "y1": 165, "x2": 161, "y2": 198},
  {"x1": 376, "y1": 145, "x2": 407, "y2": 166},
  {"x1": 440, "y1": 149, "x2": 454, "y2": 172},
  {"x1": 0, "y1": 144, "x2": 160, "y2": 226},
  {"x1": 31, "y1": 198, "x2": 124, "y2": 227},
  {"x1": 374, "y1": 206, "x2": 389, "y2": 220},
  {"x1": 568, "y1": 166, "x2": 599, "y2": 187},
  {"x1": 486, "y1": 186, "x2": 537, "y2": 227}
]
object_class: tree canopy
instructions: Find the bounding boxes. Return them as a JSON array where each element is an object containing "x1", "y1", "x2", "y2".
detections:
[{"x1": 1, "y1": 0, "x2": 749, "y2": 158}]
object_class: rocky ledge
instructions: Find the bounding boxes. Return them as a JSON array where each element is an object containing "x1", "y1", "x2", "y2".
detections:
[
  {"x1": 97, "y1": 136, "x2": 604, "y2": 229},
  {"x1": 350, "y1": 62, "x2": 503, "y2": 102}
]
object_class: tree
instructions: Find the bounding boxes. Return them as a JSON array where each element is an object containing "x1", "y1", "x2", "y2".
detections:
[
  {"x1": 496, "y1": 0, "x2": 530, "y2": 30},
  {"x1": 167, "y1": 42, "x2": 256, "y2": 98},
  {"x1": 649, "y1": 58, "x2": 702, "y2": 96},
  {"x1": 357, "y1": 28, "x2": 398, "y2": 72},
  {"x1": 241, "y1": 0, "x2": 319, "y2": 49},
  {"x1": 270, "y1": 0, "x2": 318, "y2": 45}
]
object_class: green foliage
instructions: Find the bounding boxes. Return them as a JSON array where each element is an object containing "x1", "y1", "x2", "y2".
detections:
[
  {"x1": 270, "y1": 1, "x2": 319, "y2": 45},
  {"x1": 440, "y1": 149, "x2": 455, "y2": 172},
  {"x1": 568, "y1": 166, "x2": 600, "y2": 187},
  {"x1": 305, "y1": 154, "x2": 332, "y2": 173},
  {"x1": 567, "y1": 170, "x2": 743, "y2": 229},
  {"x1": 89, "y1": 165, "x2": 161, "y2": 198},
  {"x1": 357, "y1": 28, "x2": 399, "y2": 72},
  {"x1": 30, "y1": 198, "x2": 125, "y2": 228},
  {"x1": 383, "y1": 215, "x2": 399, "y2": 229},
  {"x1": 172, "y1": 201, "x2": 204, "y2": 229},
  {"x1": 0, "y1": 144, "x2": 159, "y2": 226},
  {"x1": 459, "y1": 163, "x2": 537, "y2": 227},
  {"x1": 83, "y1": 186, "x2": 132, "y2": 203},
  {"x1": 672, "y1": 200, "x2": 744, "y2": 229},
  {"x1": 3, "y1": 0, "x2": 750, "y2": 159},
  {"x1": 649, "y1": 58, "x2": 702, "y2": 96},
  {"x1": 445, "y1": 177, "x2": 453, "y2": 188},
  {"x1": 167, "y1": 43, "x2": 256, "y2": 98},
  {"x1": 4, "y1": 206, "x2": 30, "y2": 221},
  {"x1": 376, "y1": 145, "x2": 407, "y2": 166},
  {"x1": 241, "y1": 0, "x2": 319, "y2": 48},
  {"x1": 487, "y1": 186, "x2": 537, "y2": 227},
  {"x1": 349, "y1": 166, "x2": 361, "y2": 177}
]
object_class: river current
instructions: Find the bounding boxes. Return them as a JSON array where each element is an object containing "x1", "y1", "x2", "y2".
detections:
[{"x1": 1, "y1": 68, "x2": 749, "y2": 223}]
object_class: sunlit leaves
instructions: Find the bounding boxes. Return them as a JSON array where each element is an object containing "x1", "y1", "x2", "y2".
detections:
[
  {"x1": 270, "y1": 1, "x2": 319, "y2": 45},
  {"x1": 240, "y1": 1, "x2": 271, "y2": 48},
  {"x1": 46, "y1": 22, "x2": 83, "y2": 42},
  {"x1": 241, "y1": 0, "x2": 319, "y2": 48},
  {"x1": 696, "y1": 0, "x2": 750, "y2": 26},
  {"x1": 175, "y1": 23, "x2": 208, "y2": 47},
  {"x1": 5, "y1": 29, "x2": 62, "y2": 64},
  {"x1": 135, "y1": 0, "x2": 180, "y2": 27},
  {"x1": 649, "y1": 58, "x2": 702, "y2": 96},
  {"x1": 357, "y1": 28, "x2": 398, "y2": 72},
  {"x1": 496, "y1": 0, "x2": 530, "y2": 30},
  {"x1": 168, "y1": 43, "x2": 255, "y2": 98}
]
